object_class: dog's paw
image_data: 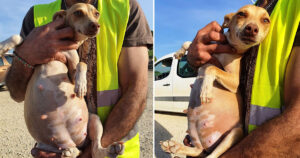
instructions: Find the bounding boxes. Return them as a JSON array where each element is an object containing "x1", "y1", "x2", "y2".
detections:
[
  {"x1": 91, "y1": 142, "x2": 124, "y2": 158},
  {"x1": 74, "y1": 72, "x2": 87, "y2": 98},
  {"x1": 61, "y1": 147, "x2": 80, "y2": 158},
  {"x1": 200, "y1": 75, "x2": 215, "y2": 104},
  {"x1": 106, "y1": 142, "x2": 124, "y2": 158},
  {"x1": 160, "y1": 140, "x2": 182, "y2": 154}
]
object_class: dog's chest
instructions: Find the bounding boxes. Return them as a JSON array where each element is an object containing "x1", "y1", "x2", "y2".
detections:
[{"x1": 213, "y1": 53, "x2": 242, "y2": 73}]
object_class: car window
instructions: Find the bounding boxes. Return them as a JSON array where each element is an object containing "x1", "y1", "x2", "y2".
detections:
[
  {"x1": 177, "y1": 55, "x2": 197, "y2": 78},
  {"x1": 0, "y1": 58, "x2": 3, "y2": 66},
  {"x1": 155, "y1": 57, "x2": 172, "y2": 81},
  {"x1": 4, "y1": 56, "x2": 13, "y2": 64}
]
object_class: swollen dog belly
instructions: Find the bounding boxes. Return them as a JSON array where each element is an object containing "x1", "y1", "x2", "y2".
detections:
[
  {"x1": 24, "y1": 61, "x2": 89, "y2": 149},
  {"x1": 188, "y1": 80, "x2": 242, "y2": 151}
]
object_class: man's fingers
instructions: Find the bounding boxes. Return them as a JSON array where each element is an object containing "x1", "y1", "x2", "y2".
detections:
[
  {"x1": 31, "y1": 148, "x2": 61, "y2": 158},
  {"x1": 54, "y1": 27, "x2": 75, "y2": 39},
  {"x1": 49, "y1": 18, "x2": 65, "y2": 29},
  {"x1": 202, "y1": 31, "x2": 227, "y2": 43},
  {"x1": 55, "y1": 40, "x2": 78, "y2": 51},
  {"x1": 207, "y1": 43, "x2": 236, "y2": 54},
  {"x1": 202, "y1": 21, "x2": 222, "y2": 33}
]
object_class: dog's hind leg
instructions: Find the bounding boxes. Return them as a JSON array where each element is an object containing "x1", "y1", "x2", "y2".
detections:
[
  {"x1": 206, "y1": 127, "x2": 243, "y2": 158},
  {"x1": 160, "y1": 140, "x2": 204, "y2": 157},
  {"x1": 88, "y1": 114, "x2": 124, "y2": 158},
  {"x1": 0, "y1": 35, "x2": 22, "y2": 55}
]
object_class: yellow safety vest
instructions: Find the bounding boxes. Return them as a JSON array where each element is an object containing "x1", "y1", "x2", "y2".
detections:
[
  {"x1": 249, "y1": 0, "x2": 300, "y2": 133},
  {"x1": 33, "y1": 0, "x2": 140, "y2": 157}
]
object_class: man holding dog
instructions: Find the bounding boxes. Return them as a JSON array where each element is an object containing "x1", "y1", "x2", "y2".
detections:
[
  {"x1": 186, "y1": 0, "x2": 300, "y2": 157},
  {"x1": 6, "y1": 0, "x2": 152, "y2": 157}
]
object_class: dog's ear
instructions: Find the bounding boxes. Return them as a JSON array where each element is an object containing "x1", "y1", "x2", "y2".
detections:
[
  {"x1": 53, "y1": 10, "x2": 66, "y2": 21},
  {"x1": 222, "y1": 13, "x2": 235, "y2": 29}
]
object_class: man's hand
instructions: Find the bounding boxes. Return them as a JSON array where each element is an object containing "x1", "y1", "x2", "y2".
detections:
[
  {"x1": 6, "y1": 18, "x2": 79, "y2": 102},
  {"x1": 31, "y1": 148, "x2": 61, "y2": 158},
  {"x1": 15, "y1": 18, "x2": 78, "y2": 65},
  {"x1": 187, "y1": 21, "x2": 235, "y2": 68}
]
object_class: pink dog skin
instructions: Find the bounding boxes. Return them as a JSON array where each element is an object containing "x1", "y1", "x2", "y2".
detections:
[{"x1": 24, "y1": 60, "x2": 89, "y2": 150}]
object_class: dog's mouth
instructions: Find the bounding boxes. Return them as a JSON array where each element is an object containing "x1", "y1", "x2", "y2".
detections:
[
  {"x1": 76, "y1": 29, "x2": 99, "y2": 38},
  {"x1": 240, "y1": 35, "x2": 257, "y2": 45},
  {"x1": 85, "y1": 30, "x2": 99, "y2": 37}
]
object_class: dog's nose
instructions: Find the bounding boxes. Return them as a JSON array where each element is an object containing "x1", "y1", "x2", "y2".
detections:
[
  {"x1": 244, "y1": 23, "x2": 259, "y2": 36},
  {"x1": 89, "y1": 22, "x2": 100, "y2": 31}
]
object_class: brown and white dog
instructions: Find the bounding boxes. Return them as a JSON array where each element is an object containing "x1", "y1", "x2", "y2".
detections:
[
  {"x1": 161, "y1": 5, "x2": 270, "y2": 158},
  {"x1": 0, "y1": 3, "x2": 123, "y2": 158}
]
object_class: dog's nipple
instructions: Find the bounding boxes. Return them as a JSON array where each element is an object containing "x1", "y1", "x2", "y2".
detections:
[
  {"x1": 41, "y1": 114, "x2": 48, "y2": 120},
  {"x1": 71, "y1": 94, "x2": 76, "y2": 98},
  {"x1": 38, "y1": 84, "x2": 44, "y2": 91}
]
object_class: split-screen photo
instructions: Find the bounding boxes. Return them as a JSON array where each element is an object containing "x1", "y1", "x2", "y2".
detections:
[{"x1": 0, "y1": 0, "x2": 299, "y2": 157}]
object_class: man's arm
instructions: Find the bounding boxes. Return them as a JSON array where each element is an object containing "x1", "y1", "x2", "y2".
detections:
[
  {"x1": 221, "y1": 46, "x2": 300, "y2": 157},
  {"x1": 100, "y1": 46, "x2": 149, "y2": 147},
  {"x1": 6, "y1": 18, "x2": 77, "y2": 102}
]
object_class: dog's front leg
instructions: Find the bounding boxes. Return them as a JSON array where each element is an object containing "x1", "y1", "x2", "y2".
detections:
[
  {"x1": 62, "y1": 50, "x2": 80, "y2": 84},
  {"x1": 200, "y1": 64, "x2": 240, "y2": 103},
  {"x1": 74, "y1": 62, "x2": 87, "y2": 98},
  {"x1": 206, "y1": 65, "x2": 240, "y2": 93},
  {"x1": 199, "y1": 64, "x2": 216, "y2": 104}
]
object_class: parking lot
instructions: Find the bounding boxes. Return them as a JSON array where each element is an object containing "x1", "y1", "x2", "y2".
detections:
[{"x1": 155, "y1": 112, "x2": 187, "y2": 158}]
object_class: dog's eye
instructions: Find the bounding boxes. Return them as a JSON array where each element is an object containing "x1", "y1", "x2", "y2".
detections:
[
  {"x1": 263, "y1": 18, "x2": 270, "y2": 24},
  {"x1": 95, "y1": 12, "x2": 99, "y2": 17},
  {"x1": 237, "y1": 11, "x2": 246, "y2": 17},
  {"x1": 74, "y1": 10, "x2": 84, "y2": 17}
]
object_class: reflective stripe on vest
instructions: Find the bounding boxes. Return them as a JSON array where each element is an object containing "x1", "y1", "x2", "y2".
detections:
[
  {"x1": 34, "y1": 1, "x2": 140, "y2": 157},
  {"x1": 249, "y1": 0, "x2": 300, "y2": 133}
]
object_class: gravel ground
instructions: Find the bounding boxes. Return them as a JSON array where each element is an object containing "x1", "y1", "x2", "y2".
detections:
[
  {"x1": 0, "y1": 70, "x2": 153, "y2": 158},
  {"x1": 155, "y1": 113, "x2": 187, "y2": 158}
]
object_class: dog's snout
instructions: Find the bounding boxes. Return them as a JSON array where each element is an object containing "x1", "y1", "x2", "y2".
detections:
[
  {"x1": 89, "y1": 22, "x2": 100, "y2": 30},
  {"x1": 244, "y1": 23, "x2": 259, "y2": 36}
]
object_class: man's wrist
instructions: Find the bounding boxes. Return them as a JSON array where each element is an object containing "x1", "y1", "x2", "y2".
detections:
[
  {"x1": 14, "y1": 45, "x2": 36, "y2": 66},
  {"x1": 14, "y1": 51, "x2": 35, "y2": 69}
]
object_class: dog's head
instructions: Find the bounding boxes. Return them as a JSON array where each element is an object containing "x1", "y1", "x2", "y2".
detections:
[
  {"x1": 53, "y1": 3, "x2": 100, "y2": 41},
  {"x1": 222, "y1": 5, "x2": 270, "y2": 53}
]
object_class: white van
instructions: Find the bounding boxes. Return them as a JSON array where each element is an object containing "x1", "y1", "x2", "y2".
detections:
[{"x1": 155, "y1": 53, "x2": 197, "y2": 113}]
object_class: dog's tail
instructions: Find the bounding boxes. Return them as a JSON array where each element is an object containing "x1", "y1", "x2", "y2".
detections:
[
  {"x1": 174, "y1": 41, "x2": 192, "y2": 59},
  {"x1": 0, "y1": 35, "x2": 23, "y2": 56}
]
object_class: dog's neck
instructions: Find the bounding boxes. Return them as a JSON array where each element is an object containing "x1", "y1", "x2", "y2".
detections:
[{"x1": 74, "y1": 33, "x2": 88, "y2": 46}]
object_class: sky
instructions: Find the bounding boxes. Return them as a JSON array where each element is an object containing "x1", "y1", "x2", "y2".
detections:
[
  {"x1": 155, "y1": 0, "x2": 253, "y2": 59},
  {"x1": 0, "y1": 0, "x2": 153, "y2": 41}
]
